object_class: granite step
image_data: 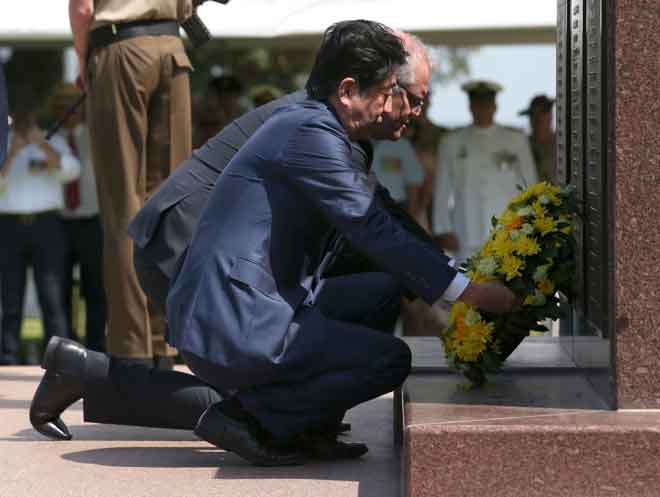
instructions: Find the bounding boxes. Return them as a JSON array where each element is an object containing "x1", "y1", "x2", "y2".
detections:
[{"x1": 397, "y1": 338, "x2": 660, "y2": 497}]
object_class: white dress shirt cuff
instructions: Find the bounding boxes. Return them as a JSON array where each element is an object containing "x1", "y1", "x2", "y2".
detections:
[{"x1": 441, "y1": 258, "x2": 471, "y2": 302}]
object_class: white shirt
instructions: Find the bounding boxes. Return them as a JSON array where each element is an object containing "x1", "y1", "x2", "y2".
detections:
[
  {"x1": 371, "y1": 138, "x2": 424, "y2": 203},
  {"x1": 432, "y1": 124, "x2": 538, "y2": 262},
  {"x1": 59, "y1": 125, "x2": 101, "y2": 218},
  {"x1": 0, "y1": 132, "x2": 80, "y2": 214}
]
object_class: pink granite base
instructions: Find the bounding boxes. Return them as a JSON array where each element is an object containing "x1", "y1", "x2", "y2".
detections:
[
  {"x1": 612, "y1": 0, "x2": 660, "y2": 407},
  {"x1": 405, "y1": 416, "x2": 660, "y2": 497}
]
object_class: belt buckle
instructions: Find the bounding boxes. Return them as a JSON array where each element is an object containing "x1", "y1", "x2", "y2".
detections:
[{"x1": 111, "y1": 23, "x2": 118, "y2": 35}]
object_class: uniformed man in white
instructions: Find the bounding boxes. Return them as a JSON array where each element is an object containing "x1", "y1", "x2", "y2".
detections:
[{"x1": 432, "y1": 80, "x2": 538, "y2": 263}]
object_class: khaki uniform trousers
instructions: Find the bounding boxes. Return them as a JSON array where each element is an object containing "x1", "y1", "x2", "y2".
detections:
[{"x1": 86, "y1": 35, "x2": 192, "y2": 358}]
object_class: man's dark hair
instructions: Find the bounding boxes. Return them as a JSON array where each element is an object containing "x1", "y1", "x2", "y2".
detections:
[{"x1": 306, "y1": 20, "x2": 407, "y2": 99}]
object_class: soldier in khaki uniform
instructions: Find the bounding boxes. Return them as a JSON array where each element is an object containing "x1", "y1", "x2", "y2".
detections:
[
  {"x1": 69, "y1": 0, "x2": 193, "y2": 367},
  {"x1": 519, "y1": 94, "x2": 557, "y2": 184}
]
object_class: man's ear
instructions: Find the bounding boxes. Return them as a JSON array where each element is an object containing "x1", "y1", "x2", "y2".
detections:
[{"x1": 337, "y1": 78, "x2": 359, "y2": 106}]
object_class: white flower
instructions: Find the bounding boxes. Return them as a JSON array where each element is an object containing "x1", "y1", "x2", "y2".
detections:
[
  {"x1": 464, "y1": 309, "x2": 482, "y2": 326},
  {"x1": 532, "y1": 290, "x2": 546, "y2": 306},
  {"x1": 476, "y1": 257, "x2": 498, "y2": 275},
  {"x1": 509, "y1": 230, "x2": 521, "y2": 240},
  {"x1": 521, "y1": 223, "x2": 535, "y2": 235},
  {"x1": 517, "y1": 207, "x2": 533, "y2": 217},
  {"x1": 539, "y1": 194, "x2": 551, "y2": 205},
  {"x1": 533, "y1": 265, "x2": 548, "y2": 282}
]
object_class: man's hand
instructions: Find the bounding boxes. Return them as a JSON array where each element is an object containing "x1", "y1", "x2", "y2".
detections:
[
  {"x1": 458, "y1": 280, "x2": 517, "y2": 313},
  {"x1": 434, "y1": 232, "x2": 459, "y2": 252}
]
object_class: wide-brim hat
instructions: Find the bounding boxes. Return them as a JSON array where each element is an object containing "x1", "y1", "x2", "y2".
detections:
[
  {"x1": 519, "y1": 94, "x2": 555, "y2": 115},
  {"x1": 461, "y1": 80, "x2": 503, "y2": 98}
]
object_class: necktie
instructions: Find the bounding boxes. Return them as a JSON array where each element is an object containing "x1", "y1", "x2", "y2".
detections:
[{"x1": 64, "y1": 130, "x2": 80, "y2": 210}]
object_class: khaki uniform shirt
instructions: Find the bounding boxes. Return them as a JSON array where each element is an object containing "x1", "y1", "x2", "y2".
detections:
[
  {"x1": 529, "y1": 133, "x2": 556, "y2": 184},
  {"x1": 91, "y1": 0, "x2": 193, "y2": 30}
]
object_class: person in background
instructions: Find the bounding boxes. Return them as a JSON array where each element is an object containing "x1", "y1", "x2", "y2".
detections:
[
  {"x1": 69, "y1": 0, "x2": 194, "y2": 369},
  {"x1": 195, "y1": 74, "x2": 246, "y2": 146},
  {"x1": 432, "y1": 80, "x2": 538, "y2": 263},
  {"x1": 249, "y1": 84, "x2": 284, "y2": 108},
  {"x1": 0, "y1": 89, "x2": 80, "y2": 365},
  {"x1": 48, "y1": 82, "x2": 106, "y2": 352},
  {"x1": 407, "y1": 107, "x2": 449, "y2": 231},
  {"x1": 519, "y1": 94, "x2": 556, "y2": 183},
  {"x1": 371, "y1": 131, "x2": 425, "y2": 218}
]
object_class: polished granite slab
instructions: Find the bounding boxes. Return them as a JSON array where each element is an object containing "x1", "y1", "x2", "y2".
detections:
[
  {"x1": 408, "y1": 336, "x2": 612, "y2": 371},
  {"x1": 399, "y1": 339, "x2": 660, "y2": 497}
]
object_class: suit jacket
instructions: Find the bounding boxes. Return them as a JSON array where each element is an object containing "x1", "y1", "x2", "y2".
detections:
[
  {"x1": 166, "y1": 99, "x2": 458, "y2": 387},
  {"x1": 129, "y1": 90, "x2": 434, "y2": 287}
]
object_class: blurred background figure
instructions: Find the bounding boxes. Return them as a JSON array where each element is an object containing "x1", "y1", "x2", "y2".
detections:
[
  {"x1": 194, "y1": 74, "x2": 245, "y2": 146},
  {"x1": 432, "y1": 79, "x2": 538, "y2": 263},
  {"x1": 47, "y1": 82, "x2": 106, "y2": 352},
  {"x1": 0, "y1": 64, "x2": 7, "y2": 165},
  {"x1": 0, "y1": 88, "x2": 80, "y2": 364},
  {"x1": 371, "y1": 131, "x2": 425, "y2": 219},
  {"x1": 249, "y1": 84, "x2": 284, "y2": 108},
  {"x1": 401, "y1": 110, "x2": 452, "y2": 336},
  {"x1": 519, "y1": 94, "x2": 556, "y2": 183},
  {"x1": 407, "y1": 107, "x2": 448, "y2": 232}
]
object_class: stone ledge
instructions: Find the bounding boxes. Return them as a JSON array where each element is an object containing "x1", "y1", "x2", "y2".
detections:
[
  {"x1": 400, "y1": 373, "x2": 660, "y2": 497},
  {"x1": 404, "y1": 414, "x2": 660, "y2": 497}
]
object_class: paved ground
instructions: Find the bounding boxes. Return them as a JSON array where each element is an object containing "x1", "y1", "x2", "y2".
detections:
[{"x1": 0, "y1": 366, "x2": 400, "y2": 497}]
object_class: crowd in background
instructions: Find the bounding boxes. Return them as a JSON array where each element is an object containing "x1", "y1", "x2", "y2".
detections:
[{"x1": 0, "y1": 67, "x2": 556, "y2": 365}]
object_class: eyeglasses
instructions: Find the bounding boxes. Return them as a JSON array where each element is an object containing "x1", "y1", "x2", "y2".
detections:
[{"x1": 395, "y1": 82, "x2": 427, "y2": 112}]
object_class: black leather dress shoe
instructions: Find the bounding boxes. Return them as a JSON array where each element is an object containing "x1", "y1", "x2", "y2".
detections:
[
  {"x1": 194, "y1": 404, "x2": 305, "y2": 466},
  {"x1": 297, "y1": 433, "x2": 368, "y2": 460},
  {"x1": 29, "y1": 337, "x2": 87, "y2": 440}
]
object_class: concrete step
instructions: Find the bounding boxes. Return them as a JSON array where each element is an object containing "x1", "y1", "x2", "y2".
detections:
[
  {"x1": 0, "y1": 366, "x2": 399, "y2": 497},
  {"x1": 398, "y1": 338, "x2": 660, "y2": 497}
]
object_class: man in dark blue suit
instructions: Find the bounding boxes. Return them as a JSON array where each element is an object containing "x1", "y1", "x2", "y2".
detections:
[{"x1": 30, "y1": 21, "x2": 517, "y2": 466}]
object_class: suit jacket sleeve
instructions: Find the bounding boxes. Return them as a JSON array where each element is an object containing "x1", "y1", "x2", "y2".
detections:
[{"x1": 282, "y1": 116, "x2": 458, "y2": 304}]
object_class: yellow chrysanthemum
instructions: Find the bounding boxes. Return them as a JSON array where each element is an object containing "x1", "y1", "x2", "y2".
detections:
[
  {"x1": 480, "y1": 240, "x2": 497, "y2": 257},
  {"x1": 467, "y1": 271, "x2": 497, "y2": 283},
  {"x1": 523, "y1": 294, "x2": 536, "y2": 306},
  {"x1": 510, "y1": 190, "x2": 532, "y2": 205},
  {"x1": 448, "y1": 301, "x2": 469, "y2": 326},
  {"x1": 492, "y1": 231, "x2": 514, "y2": 258},
  {"x1": 454, "y1": 321, "x2": 493, "y2": 362},
  {"x1": 527, "y1": 182, "x2": 549, "y2": 197},
  {"x1": 538, "y1": 279, "x2": 555, "y2": 295},
  {"x1": 531, "y1": 200, "x2": 546, "y2": 219},
  {"x1": 499, "y1": 255, "x2": 524, "y2": 281},
  {"x1": 534, "y1": 215, "x2": 556, "y2": 236},
  {"x1": 513, "y1": 235, "x2": 541, "y2": 256}
]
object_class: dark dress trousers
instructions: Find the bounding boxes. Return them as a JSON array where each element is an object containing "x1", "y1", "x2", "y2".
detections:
[{"x1": 166, "y1": 99, "x2": 457, "y2": 439}]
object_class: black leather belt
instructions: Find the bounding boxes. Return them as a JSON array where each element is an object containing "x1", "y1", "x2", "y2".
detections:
[
  {"x1": 89, "y1": 20, "x2": 179, "y2": 52},
  {"x1": 0, "y1": 210, "x2": 58, "y2": 226}
]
